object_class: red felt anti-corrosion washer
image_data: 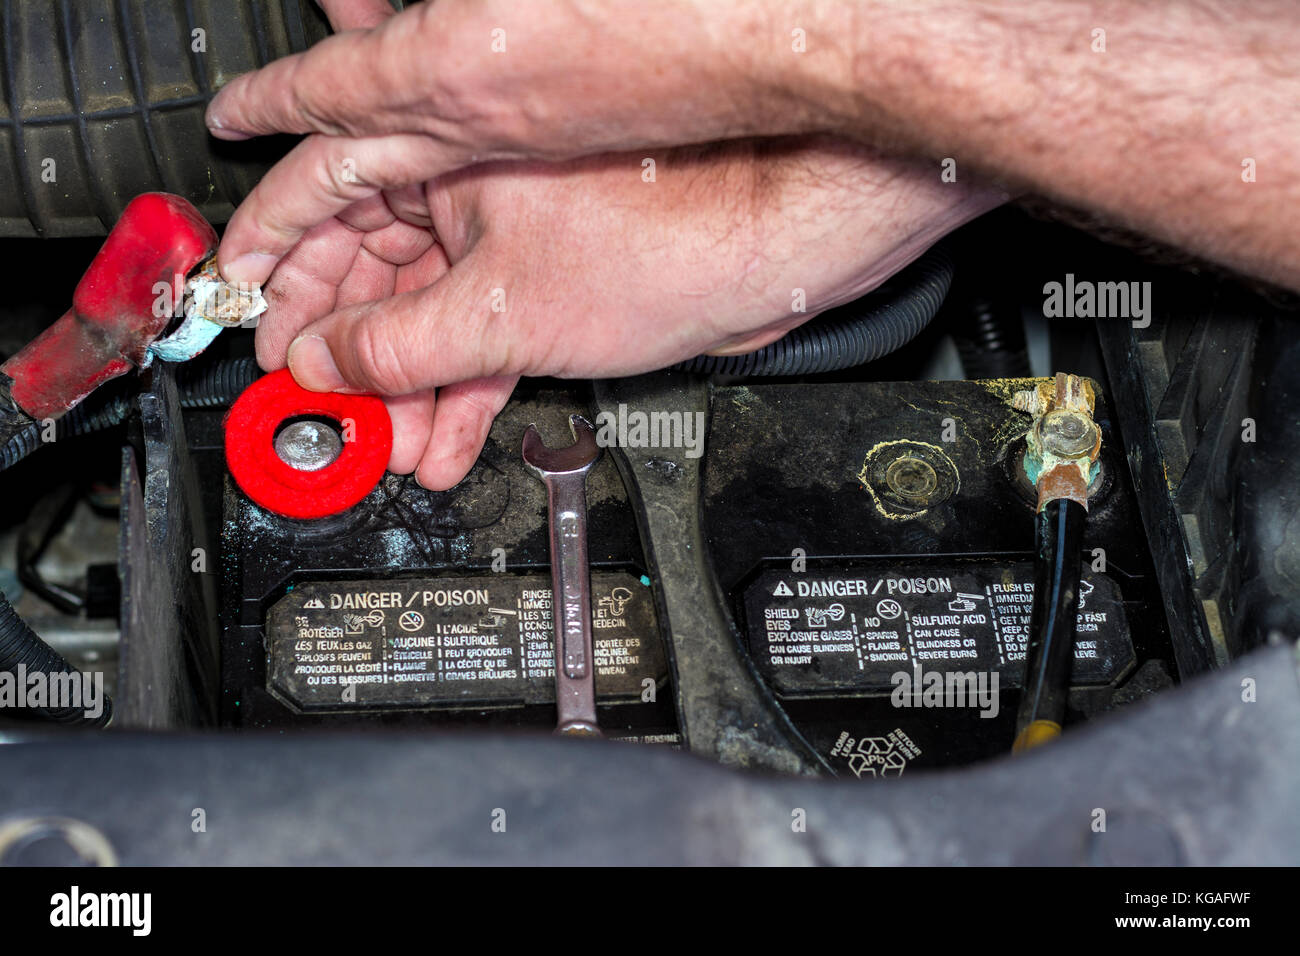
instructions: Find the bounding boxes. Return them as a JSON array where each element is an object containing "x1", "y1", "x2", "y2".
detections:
[{"x1": 224, "y1": 369, "x2": 392, "y2": 519}]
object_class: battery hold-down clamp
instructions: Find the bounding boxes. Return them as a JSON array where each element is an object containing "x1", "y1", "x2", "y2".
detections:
[{"x1": 224, "y1": 369, "x2": 392, "y2": 520}]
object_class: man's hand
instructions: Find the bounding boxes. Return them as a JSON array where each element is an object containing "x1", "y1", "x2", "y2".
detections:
[
  {"x1": 208, "y1": 0, "x2": 845, "y2": 286},
  {"x1": 241, "y1": 0, "x2": 1002, "y2": 490},
  {"x1": 260, "y1": 135, "x2": 1003, "y2": 489},
  {"x1": 211, "y1": 0, "x2": 1300, "y2": 291}
]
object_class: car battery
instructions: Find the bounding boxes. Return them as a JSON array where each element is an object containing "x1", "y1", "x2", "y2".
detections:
[
  {"x1": 218, "y1": 386, "x2": 676, "y2": 738},
  {"x1": 702, "y1": 376, "x2": 1170, "y2": 775},
  {"x1": 217, "y1": 375, "x2": 1169, "y2": 775}
]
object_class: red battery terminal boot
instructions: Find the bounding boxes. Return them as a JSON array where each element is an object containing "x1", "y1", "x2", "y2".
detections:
[
  {"x1": 224, "y1": 369, "x2": 393, "y2": 519},
  {"x1": 0, "y1": 193, "x2": 218, "y2": 421}
]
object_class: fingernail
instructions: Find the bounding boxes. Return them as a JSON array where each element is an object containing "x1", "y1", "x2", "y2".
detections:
[
  {"x1": 221, "y1": 253, "x2": 280, "y2": 286},
  {"x1": 287, "y1": 335, "x2": 347, "y2": 392},
  {"x1": 205, "y1": 105, "x2": 252, "y2": 141}
]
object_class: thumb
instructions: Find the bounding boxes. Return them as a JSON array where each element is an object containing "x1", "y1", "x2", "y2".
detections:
[{"x1": 286, "y1": 255, "x2": 523, "y2": 395}]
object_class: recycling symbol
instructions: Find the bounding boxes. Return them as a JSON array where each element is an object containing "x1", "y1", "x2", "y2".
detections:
[{"x1": 847, "y1": 736, "x2": 909, "y2": 778}]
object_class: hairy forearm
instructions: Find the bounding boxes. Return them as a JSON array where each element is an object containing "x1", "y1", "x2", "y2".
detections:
[
  {"x1": 208, "y1": 0, "x2": 1300, "y2": 290},
  {"x1": 470, "y1": 0, "x2": 1300, "y2": 288},
  {"x1": 783, "y1": 0, "x2": 1300, "y2": 288}
]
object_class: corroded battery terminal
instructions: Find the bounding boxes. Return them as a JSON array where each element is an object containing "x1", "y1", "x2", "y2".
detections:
[
  {"x1": 1014, "y1": 373, "x2": 1101, "y2": 511},
  {"x1": 149, "y1": 256, "x2": 268, "y2": 363}
]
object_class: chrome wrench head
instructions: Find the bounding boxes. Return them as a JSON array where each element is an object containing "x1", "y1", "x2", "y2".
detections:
[
  {"x1": 521, "y1": 415, "x2": 602, "y2": 477},
  {"x1": 521, "y1": 415, "x2": 603, "y2": 737}
]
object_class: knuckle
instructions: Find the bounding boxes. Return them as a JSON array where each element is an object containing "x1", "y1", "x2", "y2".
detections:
[
  {"x1": 466, "y1": 281, "x2": 540, "y2": 378},
  {"x1": 470, "y1": 311, "x2": 516, "y2": 378},
  {"x1": 224, "y1": 191, "x2": 283, "y2": 250},
  {"x1": 287, "y1": 57, "x2": 348, "y2": 136},
  {"x1": 509, "y1": 306, "x2": 566, "y2": 377},
  {"x1": 250, "y1": 197, "x2": 307, "y2": 247}
]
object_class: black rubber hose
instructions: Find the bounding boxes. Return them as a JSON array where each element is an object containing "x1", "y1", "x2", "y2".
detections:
[
  {"x1": 0, "y1": 394, "x2": 130, "y2": 471},
  {"x1": 176, "y1": 357, "x2": 264, "y2": 408},
  {"x1": 0, "y1": 358, "x2": 262, "y2": 471},
  {"x1": 672, "y1": 244, "x2": 954, "y2": 376},
  {"x1": 1013, "y1": 498, "x2": 1087, "y2": 751},
  {"x1": 0, "y1": 590, "x2": 111, "y2": 726}
]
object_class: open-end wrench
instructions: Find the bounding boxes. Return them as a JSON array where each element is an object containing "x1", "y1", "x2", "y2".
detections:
[{"x1": 522, "y1": 415, "x2": 603, "y2": 736}]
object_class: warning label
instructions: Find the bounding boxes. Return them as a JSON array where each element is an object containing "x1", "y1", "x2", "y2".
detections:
[
  {"x1": 268, "y1": 571, "x2": 665, "y2": 713},
  {"x1": 744, "y1": 563, "x2": 1134, "y2": 698}
]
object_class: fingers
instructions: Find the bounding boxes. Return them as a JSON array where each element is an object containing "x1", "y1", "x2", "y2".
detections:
[
  {"x1": 335, "y1": 190, "x2": 398, "y2": 233},
  {"x1": 335, "y1": 245, "x2": 397, "y2": 308},
  {"x1": 217, "y1": 132, "x2": 443, "y2": 285},
  {"x1": 255, "y1": 199, "x2": 437, "y2": 369},
  {"x1": 394, "y1": 242, "x2": 451, "y2": 295},
  {"x1": 207, "y1": 0, "x2": 766, "y2": 154},
  {"x1": 205, "y1": 13, "x2": 414, "y2": 141},
  {"x1": 378, "y1": 375, "x2": 517, "y2": 491},
  {"x1": 381, "y1": 183, "x2": 435, "y2": 230},
  {"x1": 384, "y1": 389, "x2": 439, "y2": 475},
  {"x1": 255, "y1": 217, "x2": 365, "y2": 369},
  {"x1": 416, "y1": 375, "x2": 518, "y2": 490},
  {"x1": 318, "y1": 0, "x2": 396, "y2": 32},
  {"x1": 285, "y1": 248, "x2": 518, "y2": 396},
  {"x1": 206, "y1": 2, "x2": 484, "y2": 145},
  {"x1": 359, "y1": 219, "x2": 437, "y2": 268}
]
